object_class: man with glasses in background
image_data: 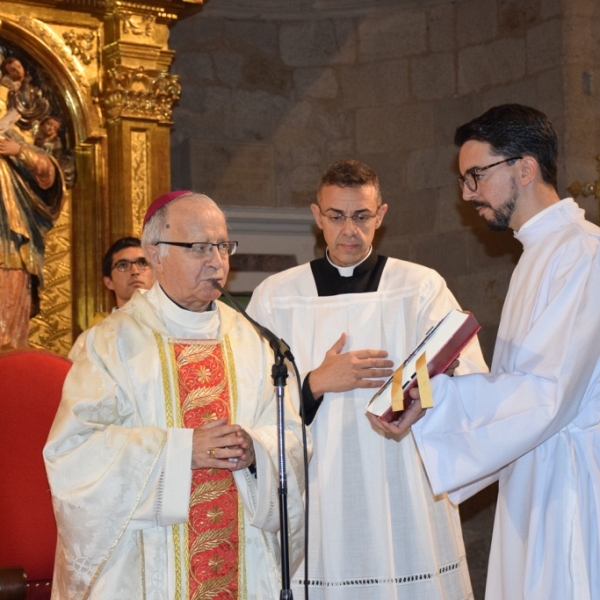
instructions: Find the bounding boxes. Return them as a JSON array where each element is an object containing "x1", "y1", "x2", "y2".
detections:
[
  {"x1": 370, "y1": 104, "x2": 600, "y2": 600},
  {"x1": 46, "y1": 190, "x2": 308, "y2": 599},
  {"x1": 248, "y1": 159, "x2": 487, "y2": 600},
  {"x1": 101, "y1": 236, "x2": 154, "y2": 311},
  {"x1": 68, "y1": 236, "x2": 154, "y2": 358}
]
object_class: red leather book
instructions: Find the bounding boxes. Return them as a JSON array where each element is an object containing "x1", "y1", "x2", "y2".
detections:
[{"x1": 367, "y1": 309, "x2": 481, "y2": 423}]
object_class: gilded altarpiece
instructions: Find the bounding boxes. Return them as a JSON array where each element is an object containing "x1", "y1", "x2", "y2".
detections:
[{"x1": 0, "y1": 0, "x2": 201, "y2": 355}]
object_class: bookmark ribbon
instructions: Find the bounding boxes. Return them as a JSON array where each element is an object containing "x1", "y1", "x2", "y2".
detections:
[
  {"x1": 415, "y1": 352, "x2": 434, "y2": 408},
  {"x1": 391, "y1": 365, "x2": 404, "y2": 412}
]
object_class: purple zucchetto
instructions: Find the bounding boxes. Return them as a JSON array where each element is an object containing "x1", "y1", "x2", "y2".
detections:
[{"x1": 142, "y1": 190, "x2": 193, "y2": 227}]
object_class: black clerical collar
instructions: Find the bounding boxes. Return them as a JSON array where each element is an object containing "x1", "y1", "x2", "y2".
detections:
[
  {"x1": 310, "y1": 251, "x2": 387, "y2": 297},
  {"x1": 326, "y1": 247, "x2": 373, "y2": 277}
]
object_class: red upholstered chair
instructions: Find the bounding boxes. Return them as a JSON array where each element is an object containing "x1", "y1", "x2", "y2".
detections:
[{"x1": 0, "y1": 348, "x2": 71, "y2": 600}]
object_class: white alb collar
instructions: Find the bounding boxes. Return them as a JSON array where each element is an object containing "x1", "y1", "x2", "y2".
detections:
[{"x1": 155, "y1": 284, "x2": 220, "y2": 339}]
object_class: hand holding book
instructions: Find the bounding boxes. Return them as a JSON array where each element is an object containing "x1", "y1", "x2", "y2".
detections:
[
  {"x1": 366, "y1": 309, "x2": 481, "y2": 423},
  {"x1": 368, "y1": 357, "x2": 460, "y2": 433},
  {"x1": 367, "y1": 392, "x2": 426, "y2": 436}
]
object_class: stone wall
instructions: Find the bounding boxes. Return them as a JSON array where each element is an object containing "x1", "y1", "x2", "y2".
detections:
[{"x1": 169, "y1": 0, "x2": 600, "y2": 363}]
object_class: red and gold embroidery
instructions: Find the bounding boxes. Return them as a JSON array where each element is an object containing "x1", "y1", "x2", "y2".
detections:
[{"x1": 174, "y1": 341, "x2": 239, "y2": 600}]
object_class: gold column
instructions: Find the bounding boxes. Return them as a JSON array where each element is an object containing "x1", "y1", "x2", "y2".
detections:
[{"x1": 100, "y1": 4, "x2": 182, "y2": 240}]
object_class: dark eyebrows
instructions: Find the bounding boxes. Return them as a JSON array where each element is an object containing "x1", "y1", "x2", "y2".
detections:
[{"x1": 323, "y1": 208, "x2": 373, "y2": 215}]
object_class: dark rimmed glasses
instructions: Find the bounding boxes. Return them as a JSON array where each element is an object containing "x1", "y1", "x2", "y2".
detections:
[
  {"x1": 112, "y1": 258, "x2": 150, "y2": 272},
  {"x1": 318, "y1": 208, "x2": 380, "y2": 227},
  {"x1": 155, "y1": 241, "x2": 238, "y2": 257},
  {"x1": 458, "y1": 156, "x2": 523, "y2": 192}
]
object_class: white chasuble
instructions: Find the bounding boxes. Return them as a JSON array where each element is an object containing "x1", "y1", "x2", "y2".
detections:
[{"x1": 45, "y1": 284, "x2": 309, "y2": 600}]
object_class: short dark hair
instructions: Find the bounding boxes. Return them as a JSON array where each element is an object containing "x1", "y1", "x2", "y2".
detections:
[
  {"x1": 317, "y1": 159, "x2": 382, "y2": 204},
  {"x1": 454, "y1": 104, "x2": 558, "y2": 190},
  {"x1": 102, "y1": 237, "x2": 142, "y2": 278}
]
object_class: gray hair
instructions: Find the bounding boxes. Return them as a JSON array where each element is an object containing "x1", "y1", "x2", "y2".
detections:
[{"x1": 141, "y1": 193, "x2": 225, "y2": 256}]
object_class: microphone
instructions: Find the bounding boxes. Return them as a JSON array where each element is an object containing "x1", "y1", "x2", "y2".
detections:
[{"x1": 211, "y1": 279, "x2": 294, "y2": 362}]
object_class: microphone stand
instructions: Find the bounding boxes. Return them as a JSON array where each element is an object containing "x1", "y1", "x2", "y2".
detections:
[
  {"x1": 272, "y1": 346, "x2": 293, "y2": 600},
  {"x1": 212, "y1": 281, "x2": 294, "y2": 599}
]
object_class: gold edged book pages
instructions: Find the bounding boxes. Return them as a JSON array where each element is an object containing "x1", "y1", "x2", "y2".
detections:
[{"x1": 367, "y1": 309, "x2": 481, "y2": 423}]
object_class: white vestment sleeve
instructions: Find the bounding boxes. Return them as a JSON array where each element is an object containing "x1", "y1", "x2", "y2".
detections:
[
  {"x1": 44, "y1": 326, "x2": 172, "y2": 595},
  {"x1": 160, "y1": 428, "x2": 194, "y2": 524},
  {"x1": 129, "y1": 428, "x2": 194, "y2": 527},
  {"x1": 413, "y1": 230, "x2": 600, "y2": 499}
]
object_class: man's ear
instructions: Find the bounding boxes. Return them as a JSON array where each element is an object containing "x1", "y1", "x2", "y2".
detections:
[
  {"x1": 375, "y1": 203, "x2": 388, "y2": 229},
  {"x1": 103, "y1": 275, "x2": 115, "y2": 292},
  {"x1": 144, "y1": 244, "x2": 161, "y2": 270},
  {"x1": 519, "y1": 156, "x2": 538, "y2": 186},
  {"x1": 310, "y1": 203, "x2": 323, "y2": 230}
]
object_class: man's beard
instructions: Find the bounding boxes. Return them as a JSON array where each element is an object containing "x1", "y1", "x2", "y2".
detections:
[{"x1": 473, "y1": 179, "x2": 518, "y2": 231}]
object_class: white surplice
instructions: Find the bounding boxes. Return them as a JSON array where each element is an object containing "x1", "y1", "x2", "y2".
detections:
[
  {"x1": 248, "y1": 258, "x2": 488, "y2": 600},
  {"x1": 44, "y1": 284, "x2": 309, "y2": 600},
  {"x1": 412, "y1": 199, "x2": 600, "y2": 600}
]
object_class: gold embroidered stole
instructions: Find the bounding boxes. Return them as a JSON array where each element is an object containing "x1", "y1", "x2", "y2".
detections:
[{"x1": 173, "y1": 340, "x2": 239, "y2": 600}]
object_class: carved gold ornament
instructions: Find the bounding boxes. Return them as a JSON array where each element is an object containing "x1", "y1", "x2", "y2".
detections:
[
  {"x1": 63, "y1": 29, "x2": 97, "y2": 66},
  {"x1": 119, "y1": 12, "x2": 155, "y2": 37},
  {"x1": 101, "y1": 66, "x2": 181, "y2": 123}
]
